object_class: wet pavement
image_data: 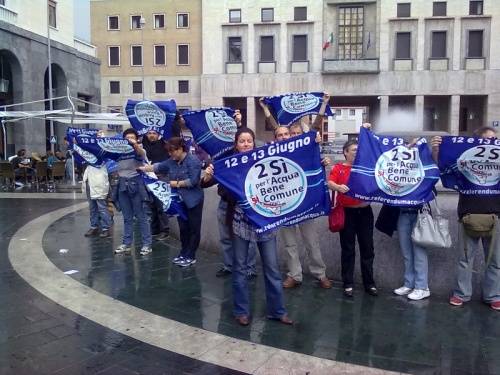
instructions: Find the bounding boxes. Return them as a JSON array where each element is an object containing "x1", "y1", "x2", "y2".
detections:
[
  {"x1": 45, "y1": 204, "x2": 500, "y2": 374},
  {"x1": 1, "y1": 195, "x2": 500, "y2": 374},
  {"x1": 0, "y1": 197, "x2": 243, "y2": 375}
]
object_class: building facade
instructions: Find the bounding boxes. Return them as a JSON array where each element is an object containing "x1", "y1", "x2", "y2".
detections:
[
  {"x1": 90, "y1": 0, "x2": 202, "y2": 115},
  {"x1": 0, "y1": 0, "x2": 100, "y2": 154},
  {"x1": 200, "y1": 0, "x2": 500, "y2": 141}
]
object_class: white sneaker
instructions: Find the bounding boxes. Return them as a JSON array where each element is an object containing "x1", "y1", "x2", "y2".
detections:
[
  {"x1": 407, "y1": 289, "x2": 430, "y2": 301},
  {"x1": 114, "y1": 244, "x2": 132, "y2": 254},
  {"x1": 394, "y1": 286, "x2": 413, "y2": 296},
  {"x1": 139, "y1": 246, "x2": 152, "y2": 255}
]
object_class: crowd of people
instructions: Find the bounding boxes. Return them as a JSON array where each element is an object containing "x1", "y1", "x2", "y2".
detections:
[{"x1": 68, "y1": 95, "x2": 500, "y2": 326}]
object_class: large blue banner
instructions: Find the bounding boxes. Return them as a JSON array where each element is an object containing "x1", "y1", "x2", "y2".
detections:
[
  {"x1": 439, "y1": 136, "x2": 500, "y2": 195},
  {"x1": 214, "y1": 132, "x2": 330, "y2": 233},
  {"x1": 66, "y1": 127, "x2": 100, "y2": 166},
  {"x1": 74, "y1": 135, "x2": 137, "y2": 165},
  {"x1": 347, "y1": 127, "x2": 440, "y2": 206},
  {"x1": 125, "y1": 99, "x2": 177, "y2": 138},
  {"x1": 183, "y1": 107, "x2": 237, "y2": 160},
  {"x1": 142, "y1": 173, "x2": 187, "y2": 219},
  {"x1": 263, "y1": 92, "x2": 333, "y2": 126}
]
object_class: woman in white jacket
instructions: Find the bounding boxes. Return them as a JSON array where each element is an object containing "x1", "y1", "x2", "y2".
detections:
[{"x1": 83, "y1": 164, "x2": 112, "y2": 238}]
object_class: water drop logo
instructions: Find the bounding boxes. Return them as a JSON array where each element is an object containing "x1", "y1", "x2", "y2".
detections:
[
  {"x1": 73, "y1": 144, "x2": 98, "y2": 165},
  {"x1": 134, "y1": 101, "x2": 166, "y2": 128},
  {"x1": 97, "y1": 139, "x2": 134, "y2": 154},
  {"x1": 205, "y1": 109, "x2": 237, "y2": 142},
  {"x1": 281, "y1": 93, "x2": 319, "y2": 114},
  {"x1": 245, "y1": 157, "x2": 306, "y2": 217},
  {"x1": 375, "y1": 146, "x2": 425, "y2": 196},
  {"x1": 457, "y1": 145, "x2": 500, "y2": 186}
]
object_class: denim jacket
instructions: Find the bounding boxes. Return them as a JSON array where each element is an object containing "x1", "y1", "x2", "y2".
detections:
[{"x1": 154, "y1": 153, "x2": 204, "y2": 209}]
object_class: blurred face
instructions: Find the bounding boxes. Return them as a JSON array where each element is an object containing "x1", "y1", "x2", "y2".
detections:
[
  {"x1": 176, "y1": 115, "x2": 185, "y2": 127},
  {"x1": 481, "y1": 130, "x2": 496, "y2": 139},
  {"x1": 125, "y1": 133, "x2": 137, "y2": 143},
  {"x1": 97, "y1": 130, "x2": 105, "y2": 138},
  {"x1": 168, "y1": 147, "x2": 184, "y2": 161},
  {"x1": 289, "y1": 125, "x2": 303, "y2": 138},
  {"x1": 344, "y1": 144, "x2": 358, "y2": 163},
  {"x1": 146, "y1": 131, "x2": 159, "y2": 142},
  {"x1": 275, "y1": 126, "x2": 290, "y2": 142},
  {"x1": 236, "y1": 133, "x2": 254, "y2": 153},
  {"x1": 234, "y1": 110, "x2": 242, "y2": 124}
]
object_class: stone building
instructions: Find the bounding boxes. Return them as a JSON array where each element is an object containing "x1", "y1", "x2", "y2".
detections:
[{"x1": 0, "y1": 0, "x2": 100, "y2": 154}]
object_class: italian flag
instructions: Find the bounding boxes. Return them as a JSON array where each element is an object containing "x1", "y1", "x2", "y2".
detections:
[{"x1": 323, "y1": 32, "x2": 334, "y2": 50}]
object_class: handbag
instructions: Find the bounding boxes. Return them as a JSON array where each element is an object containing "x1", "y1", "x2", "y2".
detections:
[
  {"x1": 461, "y1": 214, "x2": 496, "y2": 238},
  {"x1": 411, "y1": 198, "x2": 452, "y2": 249},
  {"x1": 328, "y1": 192, "x2": 345, "y2": 233}
]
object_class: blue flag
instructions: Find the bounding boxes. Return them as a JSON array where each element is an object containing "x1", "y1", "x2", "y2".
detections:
[
  {"x1": 183, "y1": 107, "x2": 237, "y2": 159},
  {"x1": 347, "y1": 127, "x2": 440, "y2": 206},
  {"x1": 214, "y1": 132, "x2": 330, "y2": 233},
  {"x1": 142, "y1": 174, "x2": 188, "y2": 220},
  {"x1": 74, "y1": 135, "x2": 138, "y2": 165},
  {"x1": 125, "y1": 99, "x2": 177, "y2": 138},
  {"x1": 263, "y1": 92, "x2": 333, "y2": 126},
  {"x1": 66, "y1": 127, "x2": 100, "y2": 166},
  {"x1": 438, "y1": 136, "x2": 500, "y2": 195}
]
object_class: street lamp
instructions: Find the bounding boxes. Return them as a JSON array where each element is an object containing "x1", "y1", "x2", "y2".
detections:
[{"x1": 140, "y1": 16, "x2": 146, "y2": 100}]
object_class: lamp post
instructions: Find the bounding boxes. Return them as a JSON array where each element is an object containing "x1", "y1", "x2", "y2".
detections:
[
  {"x1": 47, "y1": 9, "x2": 55, "y2": 153},
  {"x1": 140, "y1": 16, "x2": 146, "y2": 100}
]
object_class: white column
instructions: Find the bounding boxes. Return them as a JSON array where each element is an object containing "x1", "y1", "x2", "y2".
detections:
[
  {"x1": 416, "y1": 19, "x2": 425, "y2": 71},
  {"x1": 449, "y1": 95, "x2": 460, "y2": 135},
  {"x1": 416, "y1": 95, "x2": 424, "y2": 131},
  {"x1": 379, "y1": 95, "x2": 389, "y2": 120},
  {"x1": 246, "y1": 97, "x2": 256, "y2": 132},
  {"x1": 452, "y1": 18, "x2": 461, "y2": 70},
  {"x1": 247, "y1": 25, "x2": 255, "y2": 74}
]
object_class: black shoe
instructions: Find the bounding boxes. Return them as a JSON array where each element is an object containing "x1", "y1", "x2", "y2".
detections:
[
  {"x1": 343, "y1": 287, "x2": 354, "y2": 298},
  {"x1": 84, "y1": 228, "x2": 99, "y2": 237},
  {"x1": 366, "y1": 286, "x2": 378, "y2": 296},
  {"x1": 155, "y1": 232, "x2": 170, "y2": 241},
  {"x1": 216, "y1": 268, "x2": 232, "y2": 277}
]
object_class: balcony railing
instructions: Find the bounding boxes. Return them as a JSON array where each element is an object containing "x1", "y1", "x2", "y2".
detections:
[
  {"x1": 322, "y1": 58, "x2": 379, "y2": 74},
  {"x1": 0, "y1": 5, "x2": 17, "y2": 24}
]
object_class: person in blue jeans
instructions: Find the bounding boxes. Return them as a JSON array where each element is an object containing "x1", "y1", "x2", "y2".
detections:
[
  {"x1": 83, "y1": 164, "x2": 112, "y2": 238},
  {"x1": 114, "y1": 128, "x2": 152, "y2": 256},
  {"x1": 203, "y1": 128, "x2": 292, "y2": 326},
  {"x1": 141, "y1": 137, "x2": 204, "y2": 267}
]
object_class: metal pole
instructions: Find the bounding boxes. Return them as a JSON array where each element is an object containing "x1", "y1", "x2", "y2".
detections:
[
  {"x1": 67, "y1": 87, "x2": 76, "y2": 186},
  {"x1": 47, "y1": 7, "x2": 55, "y2": 153},
  {"x1": 2, "y1": 119, "x2": 6, "y2": 160}
]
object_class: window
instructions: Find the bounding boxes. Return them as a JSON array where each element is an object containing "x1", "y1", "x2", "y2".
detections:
[
  {"x1": 336, "y1": 109, "x2": 342, "y2": 117},
  {"x1": 349, "y1": 109, "x2": 356, "y2": 116},
  {"x1": 131, "y1": 45, "x2": 142, "y2": 66},
  {"x1": 229, "y1": 9, "x2": 241, "y2": 23},
  {"x1": 154, "y1": 14, "x2": 165, "y2": 29},
  {"x1": 154, "y1": 45, "x2": 166, "y2": 65},
  {"x1": 228, "y1": 37, "x2": 242, "y2": 62},
  {"x1": 108, "y1": 46, "x2": 120, "y2": 66},
  {"x1": 177, "y1": 13, "x2": 189, "y2": 28},
  {"x1": 260, "y1": 36, "x2": 274, "y2": 62},
  {"x1": 292, "y1": 35, "x2": 307, "y2": 61},
  {"x1": 131, "y1": 15, "x2": 143, "y2": 29},
  {"x1": 469, "y1": 1, "x2": 483, "y2": 15},
  {"x1": 48, "y1": 1, "x2": 57, "y2": 28},
  {"x1": 468, "y1": 30, "x2": 483, "y2": 57},
  {"x1": 0, "y1": 0, "x2": 5, "y2": 6},
  {"x1": 433, "y1": 2, "x2": 447, "y2": 17},
  {"x1": 294, "y1": 7, "x2": 307, "y2": 21},
  {"x1": 431, "y1": 31, "x2": 447, "y2": 58},
  {"x1": 177, "y1": 44, "x2": 189, "y2": 65},
  {"x1": 261, "y1": 8, "x2": 274, "y2": 22},
  {"x1": 109, "y1": 81, "x2": 120, "y2": 94},
  {"x1": 132, "y1": 81, "x2": 143, "y2": 94},
  {"x1": 338, "y1": 6, "x2": 364, "y2": 60},
  {"x1": 178, "y1": 80, "x2": 189, "y2": 93},
  {"x1": 108, "y1": 16, "x2": 119, "y2": 30},
  {"x1": 155, "y1": 80, "x2": 165, "y2": 94},
  {"x1": 396, "y1": 32, "x2": 411, "y2": 59},
  {"x1": 108, "y1": 106, "x2": 122, "y2": 114},
  {"x1": 397, "y1": 3, "x2": 411, "y2": 17}
]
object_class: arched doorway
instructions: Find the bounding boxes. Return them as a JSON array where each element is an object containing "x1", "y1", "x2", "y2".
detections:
[
  {"x1": 0, "y1": 49, "x2": 22, "y2": 159},
  {"x1": 44, "y1": 63, "x2": 67, "y2": 150}
]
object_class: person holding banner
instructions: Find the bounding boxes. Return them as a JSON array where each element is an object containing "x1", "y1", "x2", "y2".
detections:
[
  {"x1": 140, "y1": 137, "x2": 204, "y2": 267},
  {"x1": 203, "y1": 128, "x2": 293, "y2": 326},
  {"x1": 328, "y1": 139, "x2": 377, "y2": 297},
  {"x1": 273, "y1": 124, "x2": 332, "y2": 289},
  {"x1": 114, "y1": 128, "x2": 153, "y2": 256},
  {"x1": 432, "y1": 126, "x2": 500, "y2": 311}
]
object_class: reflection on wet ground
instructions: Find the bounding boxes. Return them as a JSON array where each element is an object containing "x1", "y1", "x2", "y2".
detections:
[{"x1": 44, "y1": 208, "x2": 500, "y2": 374}]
